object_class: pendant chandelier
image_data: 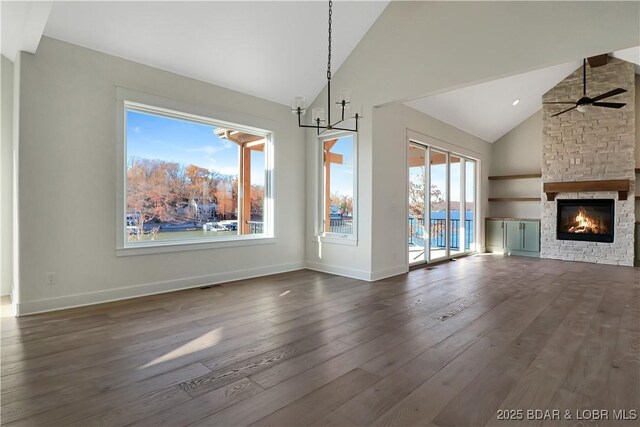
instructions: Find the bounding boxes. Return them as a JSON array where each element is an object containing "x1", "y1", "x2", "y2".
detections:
[{"x1": 291, "y1": 0, "x2": 360, "y2": 135}]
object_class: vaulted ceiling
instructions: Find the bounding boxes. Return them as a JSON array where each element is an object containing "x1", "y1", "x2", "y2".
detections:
[
  {"x1": 2, "y1": 1, "x2": 639, "y2": 143},
  {"x1": 404, "y1": 47, "x2": 640, "y2": 143},
  {"x1": 42, "y1": 1, "x2": 388, "y2": 106}
]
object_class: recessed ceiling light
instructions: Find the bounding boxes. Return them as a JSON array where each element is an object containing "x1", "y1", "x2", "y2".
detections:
[{"x1": 512, "y1": 99, "x2": 520, "y2": 106}]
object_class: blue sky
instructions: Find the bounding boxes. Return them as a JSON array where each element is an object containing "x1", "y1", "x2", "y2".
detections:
[
  {"x1": 329, "y1": 136, "x2": 354, "y2": 197},
  {"x1": 126, "y1": 110, "x2": 264, "y2": 185}
]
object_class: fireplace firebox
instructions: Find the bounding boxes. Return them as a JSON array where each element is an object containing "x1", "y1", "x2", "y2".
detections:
[{"x1": 556, "y1": 199, "x2": 614, "y2": 243}]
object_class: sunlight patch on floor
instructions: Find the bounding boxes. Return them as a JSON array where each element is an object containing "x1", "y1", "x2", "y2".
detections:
[{"x1": 139, "y1": 327, "x2": 223, "y2": 369}]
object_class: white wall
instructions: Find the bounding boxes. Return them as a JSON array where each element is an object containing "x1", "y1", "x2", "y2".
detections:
[
  {"x1": 304, "y1": 1, "x2": 639, "y2": 277},
  {"x1": 15, "y1": 37, "x2": 306, "y2": 315},
  {"x1": 371, "y1": 104, "x2": 491, "y2": 273},
  {"x1": 1, "y1": 55, "x2": 14, "y2": 296},
  {"x1": 304, "y1": 104, "x2": 490, "y2": 280}
]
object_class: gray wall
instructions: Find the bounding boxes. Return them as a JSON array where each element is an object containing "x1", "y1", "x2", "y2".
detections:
[
  {"x1": 489, "y1": 111, "x2": 543, "y2": 219},
  {"x1": 15, "y1": 37, "x2": 306, "y2": 314},
  {"x1": 1, "y1": 55, "x2": 13, "y2": 296},
  {"x1": 491, "y1": 111, "x2": 542, "y2": 176}
]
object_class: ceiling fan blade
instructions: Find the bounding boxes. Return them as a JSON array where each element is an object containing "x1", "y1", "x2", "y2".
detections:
[
  {"x1": 592, "y1": 102, "x2": 626, "y2": 109},
  {"x1": 591, "y1": 88, "x2": 627, "y2": 102},
  {"x1": 543, "y1": 101, "x2": 576, "y2": 105},
  {"x1": 551, "y1": 106, "x2": 577, "y2": 117}
]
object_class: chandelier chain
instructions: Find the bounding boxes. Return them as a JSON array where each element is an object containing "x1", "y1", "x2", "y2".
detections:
[
  {"x1": 327, "y1": 0, "x2": 332, "y2": 80},
  {"x1": 293, "y1": 0, "x2": 359, "y2": 135}
]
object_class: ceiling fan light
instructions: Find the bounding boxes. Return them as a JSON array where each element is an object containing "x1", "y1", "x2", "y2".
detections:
[{"x1": 576, "y1": 104, "x2": 588, "y2": 113}]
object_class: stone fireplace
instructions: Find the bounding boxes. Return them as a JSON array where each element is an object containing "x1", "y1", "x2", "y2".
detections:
[{"x1": 541, "y1": 58, "x2": 636, "y2": 266}]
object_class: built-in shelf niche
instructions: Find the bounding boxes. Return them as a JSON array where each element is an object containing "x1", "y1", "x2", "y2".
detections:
[{"x1": 488, "y1": 172, "x2": 542, "y2": 202}]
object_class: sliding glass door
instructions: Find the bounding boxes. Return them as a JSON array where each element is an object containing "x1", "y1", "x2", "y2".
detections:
[
  {"x1": 465, "y1": 159, "x2": 477, "y2": 253},
  {"x1": 408, "y1": 142, "x2": 477, "y2": 265},
  {"x1": 449, "y1": 155, "x2": 463, "y2": 257},
  {"x1": 430, "y1": 149, "x2": 448, "y2": 261},
  {"x1": 408, "y1": 144, "x2": 427, "y2": 265}
]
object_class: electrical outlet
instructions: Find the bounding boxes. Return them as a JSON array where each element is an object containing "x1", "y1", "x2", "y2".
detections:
[
  {"x1": 47, "y1": 273, "x2": 55, "y2": 286},
  {"x1": 575, "y1": 157, "x2": 581, "y2": 165}
]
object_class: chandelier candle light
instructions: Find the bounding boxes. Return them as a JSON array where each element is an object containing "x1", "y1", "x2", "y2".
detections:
[{"x1": 292, "y1": 0, "x2": 361, "y2": 135}]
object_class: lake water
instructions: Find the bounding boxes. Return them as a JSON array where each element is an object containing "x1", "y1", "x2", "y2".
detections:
[{"x1": 131, "y1": 229, "x2": 239, "y2": 241}]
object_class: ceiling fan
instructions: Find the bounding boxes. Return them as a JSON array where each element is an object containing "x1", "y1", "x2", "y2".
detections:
[{"x1": 544, "y1": 58, "x2": 627, "y2": 117}]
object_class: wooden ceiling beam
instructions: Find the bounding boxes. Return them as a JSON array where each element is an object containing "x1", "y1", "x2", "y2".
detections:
[
  {"x1": 409, "y1": 156, "x2": 425, "y2": 168},
  {"x1": 326, "y1": 152, "x2": 343, "y2": 165},
  {"x1": 587, "y1": 54, "x2": 608, "y2": 68}
]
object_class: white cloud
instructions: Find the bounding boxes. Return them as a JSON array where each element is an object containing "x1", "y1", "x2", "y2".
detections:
[{"x1": 187, "y1": 142, "x2": 232, "y2": 155}]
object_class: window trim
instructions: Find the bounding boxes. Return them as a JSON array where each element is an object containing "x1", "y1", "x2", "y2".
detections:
[
  {"x1": 316, "y1": 130, "x2": 358, "y2": 244},
  {"x1": 115, "y1": 88, "x2": 275, "y2": 256}
]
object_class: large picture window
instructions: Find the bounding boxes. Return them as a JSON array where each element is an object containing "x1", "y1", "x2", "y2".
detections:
[
  {"x1": 122, "y1": 101, "x2": 272, "y2": 249},
  {"x1": 320, "y1": 133, "x2": 356, "y2": 239}
]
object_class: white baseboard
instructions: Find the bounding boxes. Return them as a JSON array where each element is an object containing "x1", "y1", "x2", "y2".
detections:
[
  {"x1": 369, "y1": 265, "x2": 408, "y2": 281},
  {"x1": 305, "y1": 261, "x2": 373, "y2": 281},
  {"x1": 16, "y1": 262, "x2": 305, "y2": 316},
  {"x1": 305, "y1": 262, "x2": 407, "y2": 282}
]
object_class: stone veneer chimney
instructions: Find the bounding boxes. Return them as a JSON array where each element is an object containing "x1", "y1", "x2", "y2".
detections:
[{"x1": 541, "y1": 58, "x2": 636, "y2": 266}]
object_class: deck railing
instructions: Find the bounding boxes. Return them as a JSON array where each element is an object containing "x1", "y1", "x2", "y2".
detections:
[
  {"x1": 329, "y1": 218, "x2": 353, "y2": 235},
  {"x1": 409, "y1": 218, "x2": 474, "y2": 250},
  {"x1": 247, "y1": 221, "x2": 264, "y2": 234},
  {"x1": 244, "y1": 219, "x2": 354, "y2": 235}
]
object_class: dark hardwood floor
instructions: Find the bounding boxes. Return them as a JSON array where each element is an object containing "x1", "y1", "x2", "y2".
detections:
[{"x1": 1, "y1": 255, "x2": 638, "y2": 426}]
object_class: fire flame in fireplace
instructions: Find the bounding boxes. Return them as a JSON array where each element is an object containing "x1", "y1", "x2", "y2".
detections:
[{"x1": 567, "y1": 207, "x2": 607, "y2": 234}]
